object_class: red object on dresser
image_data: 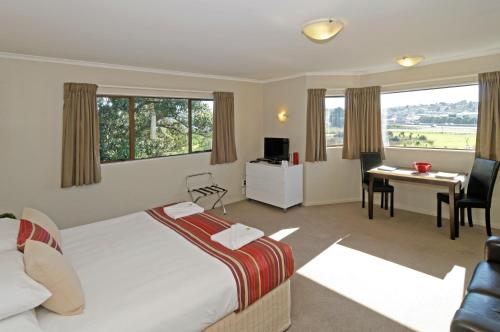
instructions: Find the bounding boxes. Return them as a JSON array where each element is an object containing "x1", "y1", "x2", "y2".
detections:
[
  {"x1": 413, "y1": 162, "x2": 432, "y2": 173},
  {"x1": 293, "y1": 152, "x2": 299, "y2": 165}
]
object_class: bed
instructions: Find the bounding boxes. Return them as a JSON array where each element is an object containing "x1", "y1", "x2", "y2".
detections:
[{"x1": 36, "y1": 208, "x2": 293, "y2": 332}]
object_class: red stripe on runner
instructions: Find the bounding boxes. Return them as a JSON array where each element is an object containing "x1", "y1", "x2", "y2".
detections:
[{"x1": 146, "y1": 206, "x2": 294, "y2": 311}]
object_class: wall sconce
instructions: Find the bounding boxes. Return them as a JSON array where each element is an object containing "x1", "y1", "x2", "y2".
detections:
[{"x1": 277, "y1": 110, "x2": 288, "y2": 123}]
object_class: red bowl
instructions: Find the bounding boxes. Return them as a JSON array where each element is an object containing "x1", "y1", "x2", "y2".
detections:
[{"x1": 414, "y1": 162, "x2": 432, "y2": 173}]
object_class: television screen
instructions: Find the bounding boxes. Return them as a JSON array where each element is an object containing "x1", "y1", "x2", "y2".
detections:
[{"x1": 264, "y1": 137, "x2": 289, "y2": 161}]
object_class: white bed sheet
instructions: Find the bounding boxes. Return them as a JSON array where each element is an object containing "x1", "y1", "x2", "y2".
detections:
[{"x1": 37, "y1": 212, "x2": 238, "y2": 332}]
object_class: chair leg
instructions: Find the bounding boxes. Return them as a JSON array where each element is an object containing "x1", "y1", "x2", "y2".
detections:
[
  {"x1": 437, "y1": 199, "x2": 442, "y2": 228},
  {"x1": 486, "y1": 208, "x2": 492, "y2": 236},
  {"x1": 390, "y1": 192, "x2": 394, "y2": 217},
  {"x1": 380, "y1": 193, "x2": 384, "y2": 209},
  {"x1": 459, "y1": 208, "x2": 465, "y2": 226},
  {"x1": 384, "y1": 192, "x2": 389, "y2": 210},
  {"x1": 454, "y1": 206, "x2": 459, "y2": 238},
  {"x1": 467, "y1": 207, "x2": 473, "y2": 227},
  {"x1": 362, "y1": 189, "x2": 365, "y2": 208}
]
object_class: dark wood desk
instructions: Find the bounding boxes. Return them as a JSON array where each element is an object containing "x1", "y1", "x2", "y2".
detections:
[{"x1": 367, "y1": 168, "x2": 466, "y2": 240}]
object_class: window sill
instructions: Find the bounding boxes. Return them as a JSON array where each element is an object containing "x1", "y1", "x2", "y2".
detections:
[
  {"x1": 101, "y1": 151, "x2": 212, "y2": 165},
  {"x1": 325, "y1": 146, "x2": 475, "y2": 153},
  {"x1": 385, "y1": 146, "x2": 475, "y2": 153}
]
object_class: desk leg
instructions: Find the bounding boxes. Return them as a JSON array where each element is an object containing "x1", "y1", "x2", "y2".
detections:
[
  {"x1": 368, "y1": 174, "x2": 374, "y2": 220},
  {"x1": 448, "y1": 184, "x2": 456, "y2": 240}
]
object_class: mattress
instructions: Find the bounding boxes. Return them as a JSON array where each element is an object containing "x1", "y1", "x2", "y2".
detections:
[{"x1": 37, "y1": 211, "x2": 238, "y2": 332}]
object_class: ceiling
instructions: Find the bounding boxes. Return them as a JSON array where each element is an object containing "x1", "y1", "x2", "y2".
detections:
[{"x1": 1, "y1": 0, "x2": 500, "y2": 81}]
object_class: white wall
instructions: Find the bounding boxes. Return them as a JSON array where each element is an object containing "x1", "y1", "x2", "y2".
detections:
[
  {"x1": 0, "y1": 58, "x2": 263, "y2": 228},
  {"x1": 262, "y1": 76, "x2": 307, "y2": 157},
  {"x1": 262, "y1": 53, "x2": 500, "y2": 228},
  {"x1": 303, "y1": 75, "x2": 362, "y2": 205},
  {"x1": 2, "y1": 53, "x2": 500, "y2": 230},
  {"x1": 304, "y1": 148, "x2": 361, "y2": 205}
]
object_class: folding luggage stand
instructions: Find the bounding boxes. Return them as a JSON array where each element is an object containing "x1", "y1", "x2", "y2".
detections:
[{"x1": 186, "y1": 172, "x2": 227, "y2": 214}]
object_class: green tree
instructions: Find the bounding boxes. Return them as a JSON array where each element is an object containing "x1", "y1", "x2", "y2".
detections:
[
  {"x1": 192, "y1": 100, "x2": 214, "y2": 152},
  {"x1": 98, "y1": 97, "x2": 130, "y2": 162},
  {"x1": 134, "y1": 97, "x2": 189, "y2": 159},
  {"x1": 98, "y1": 97, "x2": 213, "y2": 162}
]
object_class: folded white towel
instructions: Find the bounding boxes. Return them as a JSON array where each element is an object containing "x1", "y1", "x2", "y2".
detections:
[
  {"x1": 378, "y1": 165, "x2": 397, "y2": 171},
  {"x1": 164, "y1": 202, "x2": 204, "y2": 219},
  {"x1": 435, "y1": 172, "x2": 459, "y2": 179},
  {"x1": 211, "y1": 223, "x2": 264, "y2": 250}
]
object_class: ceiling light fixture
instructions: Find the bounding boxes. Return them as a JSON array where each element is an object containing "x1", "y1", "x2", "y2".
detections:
[
  {"x1": 395, "y1": 55, "x2": 425, "y2": 67},
  {"x1": 302, "y1": 19, "x2": 344, "y2": 42}
]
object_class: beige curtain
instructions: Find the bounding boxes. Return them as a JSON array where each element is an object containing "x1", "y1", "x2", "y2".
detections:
[
  {"x1": 342, "y1": 86, "x2": 385, "y2": 160},
  {"x1": 306, "y1": 89, "x2": 327, "y2": 162},
  {"x1": 61, "y1": 83, "x2": 101, "y2": 188},
  {"x1": 211, "y1": 92, "x2": 237, "y2": 165},
  {"x1": 476, "y1": 71, "x2": 500, "y2": 159}
]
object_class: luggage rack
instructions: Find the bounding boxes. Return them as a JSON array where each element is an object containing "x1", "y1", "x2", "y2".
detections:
[{"x1": 186, "y1": 172, "x2": 227, "y2": 214}]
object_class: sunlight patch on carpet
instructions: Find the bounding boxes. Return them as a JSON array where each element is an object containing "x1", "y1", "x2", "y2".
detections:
[
  {"x1": 297, "y1": 242, "x2": 465, "y2": 332},
  {"x1": 269, "y1": 227, "x2": 300, "y2": 241}
]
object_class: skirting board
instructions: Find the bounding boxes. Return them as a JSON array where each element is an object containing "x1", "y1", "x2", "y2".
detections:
[
  {"x1": 305, "y1": 197, "x2": 498, "y2": 229},
  {"x1": 303, "y1": 198, "x2": 360, "y2": 206},
  {"x1": 393, "y1": 202, "x2": 499, "y2": 229},
  {"x1": 235, "y1": 196, "x2": 499, "y2": 229}
]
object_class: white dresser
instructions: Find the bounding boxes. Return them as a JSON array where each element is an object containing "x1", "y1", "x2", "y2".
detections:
[{"x1": 245, "y1": 162, "x2": 303, "y2": 211}]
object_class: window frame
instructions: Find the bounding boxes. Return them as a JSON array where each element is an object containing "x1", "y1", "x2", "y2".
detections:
[
  {"x1": 97, "y1": 95, "x2": 214, "y2": 164},
  {"x1": 325, "y1": 95, "x2": 345, "y2": 147},
  {"x1": 381, "y1": 83, "x2": 479, "y2": 151}
]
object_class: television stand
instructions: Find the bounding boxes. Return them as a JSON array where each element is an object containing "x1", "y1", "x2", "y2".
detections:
[{"x1": 245, "y1": 162, "x2": 303, "y2": 211}]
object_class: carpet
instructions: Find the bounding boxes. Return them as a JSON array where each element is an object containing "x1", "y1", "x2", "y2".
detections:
[{"x1": 212, "y1": 200, "x2": 491, "y2": 332}]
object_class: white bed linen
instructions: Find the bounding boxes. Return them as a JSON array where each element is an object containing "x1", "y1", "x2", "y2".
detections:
[{"x1": 37, "y1": 212, "x2": 238, "y2": 332}]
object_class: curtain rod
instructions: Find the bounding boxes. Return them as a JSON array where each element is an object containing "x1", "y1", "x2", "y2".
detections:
[{"x1": 98, "y1": 84, "x2": 213, "y2": 94}]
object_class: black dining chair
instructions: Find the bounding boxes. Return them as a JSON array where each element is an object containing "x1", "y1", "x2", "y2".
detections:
[
  {"x1": 360, "y1": 152, "x2": 394, "y2": 217},
  {"x1": 437, "y1": 157, "x2": 500, "y2": 236}
]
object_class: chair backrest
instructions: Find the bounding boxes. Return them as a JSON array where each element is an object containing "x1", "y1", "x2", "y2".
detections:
[
  {"x1": 467, "y1": 158, "x2": 500, "y2": 206},
  {"x1": 360, "y1": 152, "x2": 383, "y2": 184}
]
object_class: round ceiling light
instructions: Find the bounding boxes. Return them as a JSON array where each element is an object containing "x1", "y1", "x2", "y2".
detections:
[
  {"x1": 395, "y1": 55, "x2": 425, "y2": 67},
  {"x1": 302, "y1": 19, "x2": 344, "y2": 42}
]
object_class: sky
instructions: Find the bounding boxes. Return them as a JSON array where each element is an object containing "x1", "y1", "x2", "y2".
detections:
[
  {"x1": 325, "y1": 84, "x2": 478, "y2": 110},
  {"x1": 325, "y1": 97, "x2": 344, "y2": 109},
  {"x1": 381, "y1": 85, "x2": 478, "y2": 109}
]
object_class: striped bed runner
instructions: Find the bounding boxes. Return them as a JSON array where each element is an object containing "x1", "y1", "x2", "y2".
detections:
[{"x1": 146, "y1": 206, "x2": 294, "y2": 312}]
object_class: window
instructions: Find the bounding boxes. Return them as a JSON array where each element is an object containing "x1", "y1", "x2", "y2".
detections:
[
  {"x1": 98, "y1": 96, "x2": 213, "y2": 163},
  {"x1": 382, "y1": 85, "x2": 478, "y2": 150},
  {"x1": 325, "y1": 96, "x2": 345, "y2": 146}
]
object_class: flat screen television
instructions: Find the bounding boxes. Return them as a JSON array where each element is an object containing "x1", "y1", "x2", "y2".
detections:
[{"x1": 264, "y1": 137, "x2": 289, "y2": 162}]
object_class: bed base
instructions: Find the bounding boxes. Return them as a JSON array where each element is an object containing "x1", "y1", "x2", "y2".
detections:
[{"x1": 204, "y1": 279, "x2": 291, "y2": 332}]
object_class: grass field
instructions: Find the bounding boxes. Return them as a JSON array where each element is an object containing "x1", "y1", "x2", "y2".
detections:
[
  {"x1": 387, "y1": 129, "x2": 475, "y2": 150},
  {"x1": 326, "y1": 126, "x2": 476, "y2": 150}
]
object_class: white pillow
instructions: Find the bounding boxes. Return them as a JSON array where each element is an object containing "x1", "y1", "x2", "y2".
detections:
[
  {"x1": 0, "y1": 250, "x2": 51, "y2": 320},
  {"x1": 0, "y1": 310, "x2": 43, "y2": 332},
  {"x1": 0, "y1": 219, "x2": 20, "y2": 252}
]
